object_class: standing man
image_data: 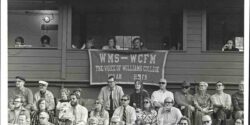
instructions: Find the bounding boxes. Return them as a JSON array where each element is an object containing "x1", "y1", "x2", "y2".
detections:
[
  {"x1": 112, "y1": 95, "x2": 136, "y2": 125},
  {"x1": 202, "y1": 115, "x2": 212, "y2": 125},
  {"x1": 68, "y1": 93, "x2": 88, "y2": 125},
  {"x1": 174, "y1": 81, "x2": 195, "y2": 124},
  {"x1": 10, "y1": 76, "x2": 33, "y2": 110},
  {"x1": 157, "y1": 97, "x2": 182, "y2": 125},
  {"x1": 211, "y1": 81, "x2": 232, "y2": 125},
  {"x1": 8, "y1": 95, "x2": 30, "y2": 125},
  {"x1": 98, "y1": 76, "x2": 124, "y2": 117},
  {"x1": 34, "y1": 80, "x2": 55, "y2": 111},
  {"x1": 151, "y1": 78, "x2": 174, "y2": 110}
]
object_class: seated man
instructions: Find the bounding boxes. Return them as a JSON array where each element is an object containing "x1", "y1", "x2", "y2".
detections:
[
  {"x1": 18, "y1": 114, "x2": 29, "y2": 125},
  {"x1": 232, "y1": 81, "x2": 244, "y2": 120},
  {"x1": 157, "y1": 97, "x2": 182, "y2": 125},
  {"x1": 211, "y1": 81, "x2": 232, "y2": 125},
  {"x1": 202, "y1": 115, "x2": 212, "y2": 125},
  {"x1": 9, "y1": 76, "x2": 33, "y2": 110},
  {"x1": 131, "y1": 38, "x2": 147, "y2": 50},
  {"x1": 151, "y1": 78, "x2": 174, "y2": 110},
  {"x1": 39, "y1": 111, "x2": 54, "y2": 125},
  {"x1": 112, "y1": 95, "x2": 136, "y2": 125},
  {"x1": 73, "y1": 88, "x2": 85, "y2": 106},
  {"x1": 8, "y1": 95, "x2": 30, "y2": 125},
  {"x1": 174, "y1": 81, "x2": 195, "y2": 124},
  {"x1": 34, "y1": 80, "x2": 55, "y2": 111}
]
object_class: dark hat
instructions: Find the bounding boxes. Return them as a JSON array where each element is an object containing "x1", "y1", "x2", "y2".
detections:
[
  {"x1": 182, "y1": 81, "x2": 190, "y2": 87},
  {"x1": 15, "y1": 76, "x2": 26, "y2": 82}
]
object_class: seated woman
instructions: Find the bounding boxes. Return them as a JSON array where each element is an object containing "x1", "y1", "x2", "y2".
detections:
[
  {"x1": 137, "y1": 97, "x2": 157, "y2": 125},
  {"x1": 102, "y1": 36, "x2": 120, "y2": 50},
  {"x1": 177, "y1": 116, "x2": 191, "y2": 125},
  {"x1": 222, "y1": 39, "x2": 239, "y2": 51},
  {"x1": 89, "y1": 99, "x2": 109, "y2": 125},
  {"x1": 56, "y1": 88, "x2": 71, "y2": 125},
  {"x1": 41, "y1": 35, "x2": 51, "y2": 47},
  {"x1": 129, "y1": 80, "x2": 149, "y2": 109},
  {"x1": 131, "y1": 38, "x2": 147, "y2": 50},
  {"x1": 31, "y1": 98, "x2": 55, "y2": 125}
]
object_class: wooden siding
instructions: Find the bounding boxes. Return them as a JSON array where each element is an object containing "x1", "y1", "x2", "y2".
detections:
[{"x1": 8, "y1": 49, "x2": 62, "y2": 80}]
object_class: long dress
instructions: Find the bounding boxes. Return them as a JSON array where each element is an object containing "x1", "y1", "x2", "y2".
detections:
[{"x1": 193, "y1": 92, "x2": 212, "y2": 125}]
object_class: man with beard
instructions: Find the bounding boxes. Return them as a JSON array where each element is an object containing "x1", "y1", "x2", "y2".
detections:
[
  {"x1": 98, "y1": 76, "x2": 124, "y2": 117},
  {"x1": 157, "y1": 97, "x2": 182, "y2": 125},
  {"x1": 68, "y1": 93, "x2": 88, "y2": 125},
  {"x1": 10, "y1": 76, "x2": 33, "y2": 110},
  {"x1": 73, "y1": 88, "x2": 85, "y2": 106},
  {"x1": 34, "y1": 80, "x2": 55, "y2": 111},
  {"x1": 211, "y1": 81, "x2": 232, "y2": 125},
  {"x1": 8, "y1": 95, "x2": 30, "y2": 125}
]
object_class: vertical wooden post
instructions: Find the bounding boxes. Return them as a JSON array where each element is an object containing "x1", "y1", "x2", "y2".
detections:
[
  {"x1": 182, "y1": 9, "x2": 187, "y2": 51},
  {"x1": 201, "y1": 9, "x2": 207, "y2": 51},
  {"x1": 61, "y1": 5, "x2": 68, "y2": 79}
]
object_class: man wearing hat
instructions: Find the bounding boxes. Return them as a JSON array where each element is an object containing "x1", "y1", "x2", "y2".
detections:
[
  {"x1": 151, "y1": 78, "x2": 174, "y2": 110},
  {"x1": 10, "y1": 76, "x2": 33, "y2": 110},
  {"x1": 34, "y1": 80, "x2": 55, "y2": 111},
  {"x1": 98, "y1": 76, "x2": 124, "y2": 117},
  {"x1": 174, "y1": 81, "x2": 195, "y2": 124}
]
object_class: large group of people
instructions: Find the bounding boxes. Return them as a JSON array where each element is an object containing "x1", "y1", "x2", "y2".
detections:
[{"x1": 8, "y1": 76, "x2": 244, "y2": 125}]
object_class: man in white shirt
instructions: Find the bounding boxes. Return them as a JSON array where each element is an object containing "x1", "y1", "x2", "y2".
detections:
[
  {"x1": 112, "y1": 95, "x2": 136, "y2": 125},
  {"x1": 157, "y1": 97, "x2": 182, "y2": 125},
  {"x1": 65, "y1": 93, "x2": 88, "y2": 125},
  {"x1": 151, "y1": 78, "x2": 174, "y2": 110},
  {"x1": 210, "y1": 81, "x2": 232, "y2": 125}
]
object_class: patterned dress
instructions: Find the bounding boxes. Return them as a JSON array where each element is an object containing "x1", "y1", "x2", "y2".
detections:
[{"x1": 138, "y1": 110, "x2": 157, "y2": 125}]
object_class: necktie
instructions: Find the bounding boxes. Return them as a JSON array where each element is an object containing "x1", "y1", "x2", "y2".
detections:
[
  {"x1": 110, "y1": 90, "x2": 113, "y2": 111},
  {"x1": 123, "y1": 106, "x2": 127, "y2": 123}
]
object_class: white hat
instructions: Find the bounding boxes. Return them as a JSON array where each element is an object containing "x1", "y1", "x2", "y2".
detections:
[{"x1": 39, "y1": 80, "x2": 48, "y2": 86}]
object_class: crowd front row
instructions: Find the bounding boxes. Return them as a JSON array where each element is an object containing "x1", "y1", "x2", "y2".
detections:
[{"x1": 8, "y1": 76, "x2": 244, "y2": 125}]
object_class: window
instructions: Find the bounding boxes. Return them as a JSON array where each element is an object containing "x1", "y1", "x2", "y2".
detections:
[
  {"x1": 71, "y1": 1, "x2": 183, "y2": 50},
  {"x1": 206, "y1": 1, "x2": 243, "y2": 51},
  {"x1": 8, "y1": 10, "x2": 59, "y2": 48}
]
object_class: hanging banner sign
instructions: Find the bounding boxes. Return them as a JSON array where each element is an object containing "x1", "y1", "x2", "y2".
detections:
[{"x1": 88, "y1": 50, "x2": 168, "y2": 85}]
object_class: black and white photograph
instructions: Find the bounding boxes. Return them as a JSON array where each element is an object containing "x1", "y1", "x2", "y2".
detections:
[{"x1": 1, "y1": 0, "x2": 249, "y2": 125}]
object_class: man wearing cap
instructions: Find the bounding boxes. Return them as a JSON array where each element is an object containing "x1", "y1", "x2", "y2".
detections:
[
  {"x1": 157, "y1": 97, "x2": 182, "y2": 125},
  {"x1": 73, "y1": 88, "x2": 85, "y2": 106},
  {"x1": 210, "y1": 81, "x2": 232, "y2": 125},
  {"x1": 174, "y1": 81, "x2": 195, "y2": 124},
  {"x1": 98, "y1": 76, "x2": 124, "y2": 117},
  {"x1": 10, "y1": 76, "x2": 33, "y2": 110},
  {"x1": 151, "y1": 78, "x2": 174, "y2": 110},
  {"x1": 232, "y1": 80, "x2": 244, "y2": 120},
  {"x1": 34, "y1": 80, "x2": 55, "y2": 111}
]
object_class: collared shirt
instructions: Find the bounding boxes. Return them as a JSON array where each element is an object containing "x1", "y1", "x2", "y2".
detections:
[
  {"x1": 98, "y1": 85, "x2": 124, "y2": 110},
  {"x1": 112, "y1": 105, "x2": 136, "y2": 125},
  {"x1": 11, "y1": 87, "x2": 33, "y2": 110},
  {"x1": 151, "y1": 89, "x2": 174, "y2": 105},
  {"x1": 232, "y1": 91, "x2": 244, "y2": 111},
  {"x1": 34, "y1": 90, "x2": 55, "y2": 111},
  {"x1": 68, "y1": 104, "x2": 88, "y2": 125},
  {"x1": 211, "y1": 92, "x2": 231, "y2": 110},
  {"x1": 8, "y1": 106, "x2": 30, "y2": 124},
  {"x1": 157, "y1": 107, "x2": 182, "y2": 125}
]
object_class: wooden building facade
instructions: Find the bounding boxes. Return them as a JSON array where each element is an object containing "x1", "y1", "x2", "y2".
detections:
[{"x1": 8, "y1": 0, "x2": 244, "y2": 99}]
